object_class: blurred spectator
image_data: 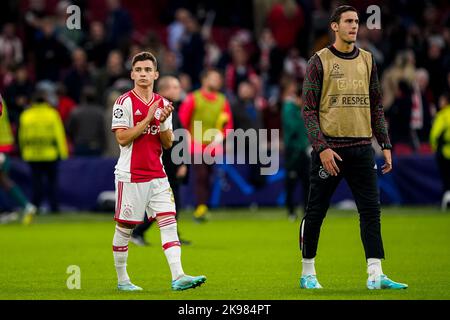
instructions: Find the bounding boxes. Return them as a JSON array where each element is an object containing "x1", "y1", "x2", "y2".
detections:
[
  {"x1": 3, "y1": 64, "x2": 34, "y2": 127},
  {"x1": 0, "y1": 23, "x2": 24, "y2": 68},
  {"x1": 179, "y1": 15, "x2": 205, "y2": 88},
  {"x1": 382, "y1": 50, "x2": 416, "y2": 110},
  {"x1": 231, "y1": 80, "x2": 265, "y2": 188},
  {"x1": 386, "y1": 80, "x2": 415, "y2": 153},
  {"x1": 167, "y1": 8, "x2": 191, "y2": 67},
  {"x1": 63, "y1": 48, "x2": 93, "y2": 103},
  {"x1": 55, "y1": 83, "x2": 77, "y2": 126},
  {"x1": 267, "y1": 0, "x2": 304, "y2": 52},
  {"x1": 224, "y1": 44, "x2": 259, "y2": 98},
  {"x1": 423, "y1": 36, "x2": 448, "y2": 107},
  {"x1": 23, "y1": 0, "x2": 47, "y2": 53},
  {"x1": 281, "y1": 81, "x2": 310, "y2": 221},
  {"x1": 106, "y1": 0, "x2": 133, "y2": 50},
  {"x1": 67, "y1": 86, "x2": 106, "y2": 156},
  {"x1": 414, "y1": 68, "x2": 436, "y2": 145},
  {"x1": 18, "y1": 90, "x2": 68, "y2": 213},
  {"x1": 356, "y1": 25, "x2": 384, "y2": 67},
  {"x1": 84, "y1": 21, "x2": 111, "y2": 69},
  {"x1": 0, "y1": 95, "x2": 36, "y2": 223},
  {"x1": 430, "y1": 92, "x2": 450, "y2": 199},
  {"x1": 103, "y1": 90, "x2": 121, "y2": 158},
  {"x1": 94, "y1": 50, "x2": 128, "y2": 105},
  {"x1": 179, "y1": 69, "x2": 233, "y2": 221},
  {"x1": 256, "y1": 28, "x2": 284, "y2": 100},
  {"x1": 55, "y1": 0, "x2": 85, "y2": 52},
  {"x1": 159, "y1": 50, "x2": 179, "y2": 77},
  {"x1": 283, "y1": 48, "x2": 307, "y2": 83},
  {"x1": 34, "y1": 17, "x2": 70, "y2": 81}
]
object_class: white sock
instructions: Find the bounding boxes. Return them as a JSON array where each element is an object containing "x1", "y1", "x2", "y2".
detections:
[
  {"x1": 302, "y1": 258, "x2": 316, "y2": 276},
  {"x1": 367, "y1": 258, "x2": 383, "y2": 280},
  {"x1": 112, "y1": 225, "x2": 132, "y2": 284},
  {"x1": 158, "y1": 216, "x2": 184, "y2": 280}
]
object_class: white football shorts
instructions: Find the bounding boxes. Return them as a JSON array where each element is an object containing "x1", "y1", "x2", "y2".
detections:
[{"x1": 114, "y1": 177, "x2": 176, "y2": 224}]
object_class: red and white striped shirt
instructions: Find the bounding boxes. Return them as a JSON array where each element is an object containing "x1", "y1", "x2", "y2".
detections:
[{"x1": 111, "y1": 90, "x2": 172, "y2": 183}]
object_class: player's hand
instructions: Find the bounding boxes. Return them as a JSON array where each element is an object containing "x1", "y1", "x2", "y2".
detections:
[
  {"x1": 319, "y1": 148, "x2": 342, "y2": 176},
  {"x1": 144, "y1": 101, "x2": 160, "y2": 124},
  {"x1": 176, "y1": 165, "x2": 187, "y2": 179},
  {"x1": 381, "y1": 149, "x2": 393, "y2": 174},
  {"x1": 159, "y1": 103, "x2": 174, "y2": 123}
]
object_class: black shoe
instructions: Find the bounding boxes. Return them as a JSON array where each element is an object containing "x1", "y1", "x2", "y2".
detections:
[
  {"x1": 180, "y1": 238, "x2": 192, "y2": 245},
  {"x1": 130, "y1": 235, "x2": 149, "y2": 246}
]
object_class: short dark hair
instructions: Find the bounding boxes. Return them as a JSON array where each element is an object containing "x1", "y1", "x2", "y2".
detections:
[
  {"x1": 131, "y1": 51, "x2": 158, "y2": 69},
  {"x1": 200, "y1": 68, "x2": 222, "y2": 81},
  {"x1": 330, "y1": 5, "x2": 357, "y2": 24}
]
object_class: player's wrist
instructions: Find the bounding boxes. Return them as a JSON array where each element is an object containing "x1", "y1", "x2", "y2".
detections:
[{"x1": 160, "y1": 119, "x2": 171, "y2": 132}]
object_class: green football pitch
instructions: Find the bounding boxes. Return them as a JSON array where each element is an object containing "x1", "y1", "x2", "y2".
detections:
[{"x1": 1, "y1": 207, "x2": 449, "y2": 300}]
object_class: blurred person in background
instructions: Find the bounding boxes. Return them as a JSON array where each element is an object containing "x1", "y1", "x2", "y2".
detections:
[
  {"x1": 266, "y1": 0, "x2": 304, "y2": 52},
  {"x1": 3, "y1": 64, "x2": 34, "y2": 128},
  {"x1": 231, "y1": 80, "x2": 265, "y2": 189},
  {"x1": 67, "y1": 86, "x2": 106, "y2": 156},
  {"x1": 34, "y1": 16, "x2": 70, "y2": 82},
  {"x1": 131, "y1": 76, "x2": 190, "y2": 246},
  {"x1": 95, "y1": 50, "x2": 128, "y2": 106},
  {"x1": 281, "y1": 81, "x2": 310, "y2": 221},
  {"x1": 18, "y1": 89, "x2": 68, "y2": 213},
  {"x1": 224, "y1": 43, "x2": 259, "y2": 99},
  {"x1": 55, "y1": 82, "x2": 77, "y2": 126},
  {"x1": 179, "y1": 69, "x2": 233, "y2": 222},
  {"x1": 106, "y1": 0, "x2": 132, "y2": 50},
  {"x1": 0, "y1": 22, "x2": 23, "y2": 68},
  {"x1": 430, "y1": 92, "x2": 450, "y2": 202},
  {"x1": 0, "y1": 94, "x2": 36, "y2": 224},
  {"x1": 63, "y1": 48, "x2": 93, "y2": 104},
  {"x1": 385, "y1": 80, "x2": 415, "y2": 153},
  {"x1": 84, "y1": 21, "x2": 111, "y2": 70},
  {"x1": 179, "y1": 14, "x2": 205, "y2": 89},
  {"x1": 55, "y1": 0, "x2": 84, "y2": 52}
]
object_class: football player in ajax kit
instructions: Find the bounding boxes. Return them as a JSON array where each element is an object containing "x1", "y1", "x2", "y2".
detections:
[{"x1": 111, "y1": 51, "x2": 206, "y2": 291}]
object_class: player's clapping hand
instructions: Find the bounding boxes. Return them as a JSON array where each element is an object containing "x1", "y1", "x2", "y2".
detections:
[
  {"x1": 144, "y1": 101, "x2": 160, "y2": 124},
  {"x1": 159, "y1": 103, "x2": 174, "y2": 123}
]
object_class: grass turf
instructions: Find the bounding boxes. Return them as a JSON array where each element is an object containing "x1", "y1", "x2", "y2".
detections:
[{"x1": 0, "y1": 207, "x2": 449, "y2": 300}]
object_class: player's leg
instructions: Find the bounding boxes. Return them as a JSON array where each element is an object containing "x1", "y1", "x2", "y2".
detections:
[
  {"x1": 150, "y1": 178, "x2": 206, "y2": 290},
  {"x1": 345, "y1": 145, "x2": 407, "y2": 289},
  {"x1": 131, "y1": 215, "x2": 154, "y2": 246},
  {"x1": 298, "y1": 150, "x2": 311, "y2": 217},
  {"x1": 285, "y1": 165, "x2": 298, "y2": 220},
  {"x1": 113, "y1": 180, "x2": 146, "y2": 291},
  {"x1": 299, "y1": 150, "x2": 342, "y2": 289},
  {"x1": 193, "y1": 163, "x2": 210, "y2": 221},
  {"x1": 0, "y1": 154, "x2": 36, "y2": 224}
]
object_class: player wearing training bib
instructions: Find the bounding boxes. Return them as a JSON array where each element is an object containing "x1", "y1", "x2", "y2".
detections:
[
  {"x1": 111, "y1": 51, "x2": 206, "y2": 291},
  {"x1": 299, "y1": 6, "x2": 407, "y2": 290}
]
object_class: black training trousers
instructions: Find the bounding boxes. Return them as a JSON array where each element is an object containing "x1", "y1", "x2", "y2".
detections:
[{"x1": 300, "y1": 144, "x2": 385, "y2": 260}]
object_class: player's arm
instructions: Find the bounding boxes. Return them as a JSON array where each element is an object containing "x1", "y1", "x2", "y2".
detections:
[
  {"x1": 369, "y1": 56, "x2": 393, "y2": 174},
  {"x1": 302, "y1": 55, "x2": 341, "y2": 175},
  {"x1": 115, "y1": 101, "x2": 158, "y2": 147},
  {"x1": 159, "y1": 104, "x2": 175, "y2": 149},
  {"x1": 302, "y1": 54, "x2": 330, "y2": 153}
]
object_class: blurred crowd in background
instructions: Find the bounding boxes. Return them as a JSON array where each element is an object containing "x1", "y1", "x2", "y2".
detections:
[{"x1": 0, "y1": 0, "x2": 449, "y2": 159}]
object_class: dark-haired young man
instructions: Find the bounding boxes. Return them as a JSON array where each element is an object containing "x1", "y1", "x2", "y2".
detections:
[
  {"x1": 299, "y1": 6, "x2": 408, "y2": 290},
  {"x1": 111, "y1": 51, "x2": 206, "y2": 291}
]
